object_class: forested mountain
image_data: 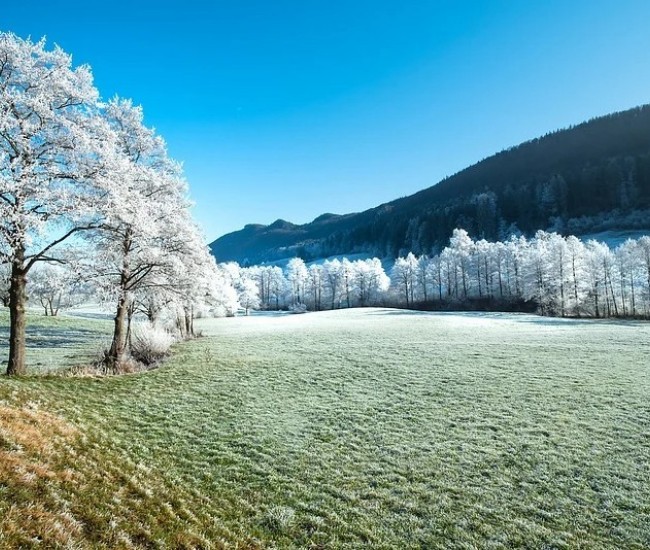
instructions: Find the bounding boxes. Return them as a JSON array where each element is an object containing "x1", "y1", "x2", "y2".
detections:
[{"x1": 210, "y1": 105, "x2": 650, "y2": 264}]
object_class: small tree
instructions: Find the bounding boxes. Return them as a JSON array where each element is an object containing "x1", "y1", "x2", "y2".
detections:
[
  {"x1": 28, "y1": 263, "x2": 86, "y2": 316},
  {"x1": 238, "y1": 277, "x2": 260, "y2": 315}
]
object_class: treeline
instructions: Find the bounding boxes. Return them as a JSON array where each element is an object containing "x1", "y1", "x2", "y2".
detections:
[{"x1": 228, "y1": 230, "x2": 650, "y2": 319}]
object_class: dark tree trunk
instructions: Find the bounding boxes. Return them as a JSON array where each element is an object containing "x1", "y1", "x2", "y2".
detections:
[
  {"x1": 7, "y1": 253, "x2": 28, "y2": 376},
  {"x1": 107, "y1": 232, "x2": 132, "y2": 371},
  {"x1": 107, "y1": 291, "x2": 129, "y2": 371},
  {"x1": 184, "y1": 307, "x2": 192, "y2": 338},
  {"x1": 572, "y1": 256, "x2": 580, "y2": 317}
]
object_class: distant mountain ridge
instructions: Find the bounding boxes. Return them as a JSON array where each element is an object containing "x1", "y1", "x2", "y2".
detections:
[{"x1": 210, "y1": 105, "x2": 650, "y2": 265}]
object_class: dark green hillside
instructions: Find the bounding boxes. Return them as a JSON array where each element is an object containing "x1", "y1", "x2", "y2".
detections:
[{"x1": 211, "y1": 105, "x2": 650, "y2": 263}]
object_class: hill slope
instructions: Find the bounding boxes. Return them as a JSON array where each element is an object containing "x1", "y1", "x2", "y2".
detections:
[{"x1": 211, "y1": 105, "x2": 650, "y2": 264}]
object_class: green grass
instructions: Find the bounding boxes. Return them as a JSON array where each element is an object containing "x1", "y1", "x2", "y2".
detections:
[{"x1": 1, "y1": 308, "x2": 649, "y2": 548}]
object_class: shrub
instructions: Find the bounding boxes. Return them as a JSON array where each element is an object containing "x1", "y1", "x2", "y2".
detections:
[{"x1": 129, "y1": 323, "x2": 175, "y2": 366}]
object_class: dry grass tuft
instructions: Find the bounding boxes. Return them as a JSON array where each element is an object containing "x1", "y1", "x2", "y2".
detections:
[
  {"x1": 0, "y1": 403, "x2": 79, "y2": 453},
  {"x1": 0, "y1": 404, "x2": 83, "y2": 547}
]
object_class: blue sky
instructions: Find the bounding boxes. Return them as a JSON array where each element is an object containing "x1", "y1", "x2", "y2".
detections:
[{"x1": 3, "y1": 1, "x2": 650, "y2": 240}]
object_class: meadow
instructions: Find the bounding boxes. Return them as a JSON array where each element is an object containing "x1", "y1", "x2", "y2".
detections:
[{"x1": 0, "y1": 308, "x2": 648, "y2": 548}]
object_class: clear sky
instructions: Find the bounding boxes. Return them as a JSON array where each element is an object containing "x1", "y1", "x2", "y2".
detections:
[{"x1": 2, "y1": 1, "x2": 650, "y2": 241}]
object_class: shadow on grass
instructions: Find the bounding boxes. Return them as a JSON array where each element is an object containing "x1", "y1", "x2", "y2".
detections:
[{"x1": 0, "y1": 327, "x2": 105, "y2": 348}]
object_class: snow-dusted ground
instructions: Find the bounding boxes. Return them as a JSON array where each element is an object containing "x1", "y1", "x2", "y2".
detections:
[{"x1": 197, "y1": 307, "x2": 650, "y2": 357}]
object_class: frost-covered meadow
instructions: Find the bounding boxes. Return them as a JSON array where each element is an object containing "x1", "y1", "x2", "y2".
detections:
[{"x1": 1, "y1": 307, "x2": 648, "y2": 547}]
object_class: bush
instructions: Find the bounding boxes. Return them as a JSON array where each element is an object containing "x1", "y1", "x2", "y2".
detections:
[
  {"x1": 289, "y1": 303, "x2": 308, "y2": 314},
  {"x1": 129, "y1": 323, "x2": 175, "y2": 366}
]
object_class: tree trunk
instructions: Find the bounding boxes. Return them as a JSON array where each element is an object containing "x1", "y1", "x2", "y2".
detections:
[
  {"x1": 572, "y1": 256, "x2": 580, "y2": 317},
  {"x1": 559, "y1": 257, "x2": 565, "y2": 317},
  {"x1": 126, "y1": 302, "x2": 135, "y2": 352},
  {"x1": 184, "y1": 307, "x2": 192, "y2": 338},
  {"x1": 107, "y1": 232, "x2": 132, "y2": 371},
  {"x1": 107, "y1": 292, "x2": 129, "y2": 371},
  {"x1": 7, "y1": 256, "x2": 28, "y2": 376}
]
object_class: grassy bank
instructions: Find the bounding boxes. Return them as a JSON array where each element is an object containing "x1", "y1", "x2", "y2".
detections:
[{"x1": 1, "y1": 309, "x2": 648, "y2": 548}]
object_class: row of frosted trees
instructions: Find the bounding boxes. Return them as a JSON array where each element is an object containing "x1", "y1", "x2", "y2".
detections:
[
  {"x1": 392, "y1": 229, "x2": 650, "y2": 318},
  {"x1": 0, "y1": 34, "x2": 234, "y2": 374},
  {"x1": 232, "y1": 229, "x2": 650, "y2": 319}
]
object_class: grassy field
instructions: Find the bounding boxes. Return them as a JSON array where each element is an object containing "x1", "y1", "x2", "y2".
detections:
[
  {"x1": 0, "y1": 309, "x2": 112, "y2": 373},
  {"x1": 0, "y1": 308, "x2": 649, "y2": 548}
]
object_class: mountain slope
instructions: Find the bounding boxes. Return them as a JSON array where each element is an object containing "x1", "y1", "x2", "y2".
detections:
[{"x1": 210, "y1": 105, "x2": 650, "y2": 264}]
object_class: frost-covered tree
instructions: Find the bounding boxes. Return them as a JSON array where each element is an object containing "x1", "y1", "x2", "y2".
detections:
[
  {"x1": 323, "y1": 258, "x2": 343, "y2": 309},
  {"x1": 416, "y1": 255, "x2": 432, "y2": 302},
  {"x1": 392, "y1": 252, "x2": 418, "y2": 306},
  {"x1": 565, "y1": 236, "x2": 588, "y2": 316},
  {"x1": 473, "y1": 239, "x2": 492, "y2": 299},
  {"x1": 616, "y1": 239, "x2": 641, "y2": 316},
  {"x1": 287, "y1": 257, "x2": 308, "y2": 305},
  {"x1": 237, "y1": 273, "x2": 260, "y2": 316},
  {"x1": 340, "y1": 258, "x2": 357, "y2": 308},
  {"x1": 522, "y1": 231, "x2": 554, "y2": 314},
  {"x1": 307, "y1": 264, "x2": 325, "y2": 311},
  {"x1": 355, "y1": 258, "x2": 389, "y2": 306},
  {"x1": 448, "y1": 229, "x2": 473, "y2": 300},
  {"x1": 267, "y1": 266, "x2": 287, "y2": 310},
  {"x1": 584, "y1": 240, "x2": 607, "y2": 317},
  {"x1": 86, "y1": 98, "x2": 193, "y2": 369},
  {"x1": 28, "y1": 263, "x2": 87, "y2": 316},
  {"x1": 211, "y1": 263, "x2": 241, "y2": 317},
  {"x1": 638, "y1": 236, "x2": 650, "y2": 311},
  {"x1": 0, "y1": 33, "x2": 114, "y2": 374}
]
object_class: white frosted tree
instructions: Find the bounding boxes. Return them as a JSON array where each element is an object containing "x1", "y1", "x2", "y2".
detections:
[
  {"x1": 522, "y1": 231, "x2": 554, "y2": 315},
  {"x1": 546, "y1": 233, "x2": 571, "y2": 316},
  {"x1": 355, "y1": 258, "x2": 389, "y2": 306},
  {"x1": 416, "y1": 255, "x2": 432, "y2": 302},
  {"x1": 267, "y1": 266, "x2": 287, "y2": 310},
  {"x1": 448, "y1": 229, "x2": 473, "y2": 300},
  {"x1": 616, "y1": 239, "x2": 642, "y2": 316},
  {"x1": 565, "y1": 235, "x2": 588, "y2": 316},
  {"x1": 87, "y1": 98, "x2": 193, "y2": 369},
  {"x1": 307, "y1": 264, "x2": 325, "y2": 311},
  {"x1": 323, "y1": 258, "x2": 343, "y2": 309},
  {"x1": 0, "y1": 33, "x2": 113, "y2": 374},
  {"x1": 286, "y1": 257, "x2": 308, "y2": 305},
  {"x1": 28, "y1": 262, "x2": 87, "y2": 316},
  {"x1": 238, "y1": 278, "x2": 260, "y2": 316},
  {"x1": 584, "y1": 240, "x2": 608, "y2": 318},
  {"x1": 341, "y1": 258, "x2": 357, "y2": 308},
  {"x1": 392, "y1": 252, "x2": 418, "y2": 306},
  {"x1": 473, "y1": 239, "x2": 493, "y2": 299},
  {"x1": 638, "y1": 236, "x2": 650, "y2": 313}
]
